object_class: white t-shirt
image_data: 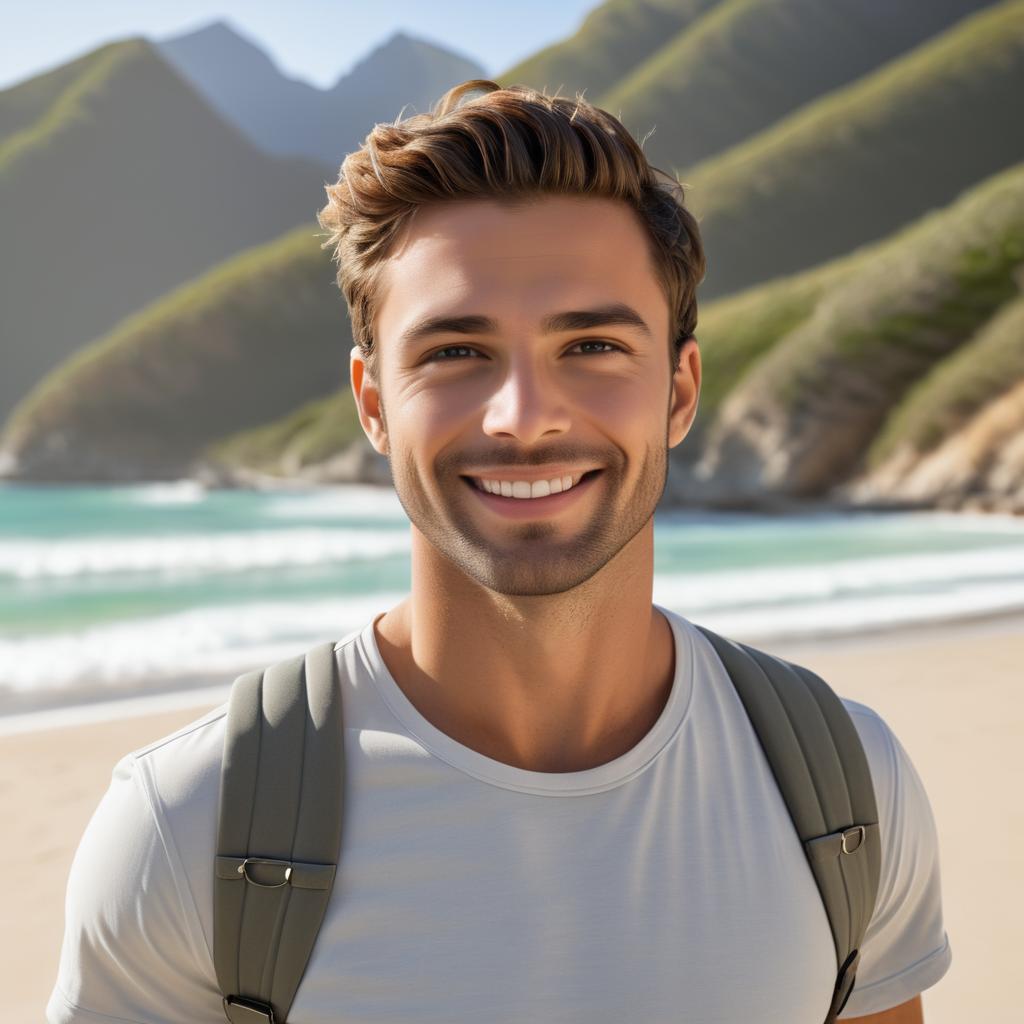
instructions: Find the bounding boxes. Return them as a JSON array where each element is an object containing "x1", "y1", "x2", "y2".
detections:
[{"x1": 47, "y1": 605, "x2": 951, "y2": 1023}]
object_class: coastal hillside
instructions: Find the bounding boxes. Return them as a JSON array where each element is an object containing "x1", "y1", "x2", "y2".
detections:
[
  {"x1": 679, "y1": 0, "x2": 1024, "y2": 299},
  {"x1": 497, "y1": 0, "x2": 721, "y2": 104},
  {"x1": 0, "y1": 37, "x2": 330, "y2": 426},
  {"x1": 0, "y1": 47, "x2": 102, "y2": 143},
  {"x1": 0, "y1": 227, "x2": 350, "y2": 482},
  {"x1": 594, "y1": 0, "x2": 1000, "y2": 175},
  {"x1": 3, "y1": 1, "x2": 1023, "y2": 511},
  {"x1": 157, "y1": 22, "x2": 486, "y2": 167},
  {"x1": 840, "y1": 294, "x2": 1024, "y2": 511},
  {"x1": 672, "y1": 160, "x2": 1024, "y2": 511},
  {"x1": 199, "y1": 391, "x2": 389, "y2": 489}
]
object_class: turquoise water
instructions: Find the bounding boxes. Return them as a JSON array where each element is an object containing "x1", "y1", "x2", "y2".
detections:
[{"x1": 3, "y1": 480, "x2": 1024, "y2": 712}]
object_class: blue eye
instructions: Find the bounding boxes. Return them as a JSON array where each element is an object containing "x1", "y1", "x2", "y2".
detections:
[{"x1": 426, "y1": 341, "x2": 624, "y2": 361}]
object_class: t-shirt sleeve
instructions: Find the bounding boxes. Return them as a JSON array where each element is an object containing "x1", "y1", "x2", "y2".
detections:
[
  {"x1": 836, "y1": 705, "x2": 953, "y2": 1019},
  {"x1": 46, "y1": 752, "x2": 224, "y2": 1024}
]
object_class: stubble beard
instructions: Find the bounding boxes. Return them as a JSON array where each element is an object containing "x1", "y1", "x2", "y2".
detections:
[{"x1": 387, "y1": 438, "x2": 668, "y2": 597}]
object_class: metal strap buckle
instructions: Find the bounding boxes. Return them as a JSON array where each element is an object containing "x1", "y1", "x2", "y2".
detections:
[
  {"x1": 841, "y1": 825, "x2": 866, "y2": 855},
  {"x1": 223, "y1": 994, "x2": 277, "y2": 1023},
  {"x1": 236, "y1": 857, "x2": 293, "y2": 887}
]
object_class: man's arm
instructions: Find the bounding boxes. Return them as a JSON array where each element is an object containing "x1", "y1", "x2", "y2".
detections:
[
  {"x1": 845, "y1": 993, "x2": 923, "y2": 1022},
  {"x1": 47, "y1": 753, "x2": 218, "y2": 1023},
  {"x1": 833, "y1": 705, "x2": 951, "y2": 1019}
]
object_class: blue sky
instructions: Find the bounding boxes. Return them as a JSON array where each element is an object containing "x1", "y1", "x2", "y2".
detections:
[{"x1": 2, "y1": 0, "x2": 598, "y2": 91}]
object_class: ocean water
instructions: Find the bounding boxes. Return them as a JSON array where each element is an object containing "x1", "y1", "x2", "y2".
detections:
[{"x1": 2, "y1": 479, "x2": 1024, "y2": 715}]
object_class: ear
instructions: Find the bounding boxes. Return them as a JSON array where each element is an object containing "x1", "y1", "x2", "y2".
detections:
[
  {"x1": 668, "y1": 336, "x2": 701, "y2": 450},
  {"x1": 350, "y1": 346, "x2": 389, "y2": 456}
]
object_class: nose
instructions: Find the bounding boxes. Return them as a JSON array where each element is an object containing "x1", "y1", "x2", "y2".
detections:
[{"x1": 479, "y1": 354, "x2": 571, "y2": 445}]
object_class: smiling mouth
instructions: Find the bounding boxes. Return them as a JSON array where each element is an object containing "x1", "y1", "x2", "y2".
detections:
[{"x1": 461, "y1": 469, "x2": 602, "y2": 499}]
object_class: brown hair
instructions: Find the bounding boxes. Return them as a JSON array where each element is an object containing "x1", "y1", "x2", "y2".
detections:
[{"x1": 317, "y1": 79, "x2": 705, "y2": 381}]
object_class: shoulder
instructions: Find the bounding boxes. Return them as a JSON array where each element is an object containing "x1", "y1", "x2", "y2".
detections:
[
  {"x1": 839, "y1": 697, "x2": 899, "y2": 788},
  {"x1": 829, "y1": 699, "x2": 953, "y2": 1016},
  {"x1": 835, "y1": 696, "x2": 926, "y2": 838},
  {"x1": 49, "y1": 706, "x2": 230, "y2": 1022},
  {"x1": 126, "y1": 702, "x2": 228, "y2": 820}
]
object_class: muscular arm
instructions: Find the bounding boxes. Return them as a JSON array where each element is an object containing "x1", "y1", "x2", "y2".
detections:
[{"x1": 844, "y1": 993, "x2": 923, "y2": 1023}]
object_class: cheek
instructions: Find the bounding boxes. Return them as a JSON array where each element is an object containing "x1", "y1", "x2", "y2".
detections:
[
  {"x1": 388, "y1": 384, "x2": 480, "y2": 463},
  {"x1": 578, "y1": 374, "x2": 662, "y2": 427}
]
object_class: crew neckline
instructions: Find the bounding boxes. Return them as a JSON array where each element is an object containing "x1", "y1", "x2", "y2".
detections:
[{"x1": 358, "y1": 603, "x2": 695, "y2": 796}]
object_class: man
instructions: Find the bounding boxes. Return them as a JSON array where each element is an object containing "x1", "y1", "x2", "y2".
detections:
[{"x1": 49, "y1": 80, "x2": 950, "y2": 1023}]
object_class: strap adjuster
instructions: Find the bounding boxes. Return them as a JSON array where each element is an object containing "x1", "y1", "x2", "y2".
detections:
[
  {"x1": 841, "y1": 825, "x2": 866, "y2": 854},
  {"x1": 238, "y1": 857, "x2": 292, "y2": 887},
  {"x1": 223, "y1": 994, "x2": 277, "y2": 1023}
]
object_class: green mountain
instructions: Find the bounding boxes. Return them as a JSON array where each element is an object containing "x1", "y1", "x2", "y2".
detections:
[
  {"x1": 199, "y1": 390, "x2": 388, "y2": 488},
  {"x1": 868, "y1": 293, "x2": 1024, "y2": 470},
  {"x1": 597, "y1": 0, "x2": 1000, "y2": 175},
  {"x1": 0, "y1": 37, "x2": 329, "y2": 427},
  {"x1": 6, "y1": 2, "x2": 1024, "y2": 513},
  {"x1": 681, "y1": 0, "x2": 1024, "y2": 298},
  {"x1": 0, "y1": 226, "x2": 351, "y2": 481},
  {"x1": 497, "y1": 0, "x2": 721, "y2": 102},
  {"x1": 839, "y1": 292, "x2": 1024, "y2": 511},
  {"x1": 671, "y1": 159, "x2": 1024, "y2": 509},
  {"x1": 0, "y1": 47, "x2": 101, "y2": 144}
]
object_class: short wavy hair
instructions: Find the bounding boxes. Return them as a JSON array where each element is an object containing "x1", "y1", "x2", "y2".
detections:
[{"x1": 317, "y1": 79, "x2": 706, "y2": 381}]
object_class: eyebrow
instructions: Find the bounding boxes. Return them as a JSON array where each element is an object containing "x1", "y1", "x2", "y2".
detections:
[{"x1": 397, "y1": 302, "x2": 654, "y2": 348}]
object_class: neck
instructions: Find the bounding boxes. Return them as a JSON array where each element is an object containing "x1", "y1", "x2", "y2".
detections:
[{"x1": 373, "y1": 522, "x2": 676, "y2": 773}]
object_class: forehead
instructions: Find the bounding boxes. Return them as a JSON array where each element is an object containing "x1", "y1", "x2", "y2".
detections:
[{"x1": 373, "y1": 195, "x2": 668, "y2": 345}]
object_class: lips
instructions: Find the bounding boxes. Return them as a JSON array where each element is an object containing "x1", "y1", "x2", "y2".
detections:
[
  {"x1": 466, "y1": 469, "x2": 601, "y2": 496},
  {"x1": 460, "y1": 469, "x2": 603, "y2": 518}
]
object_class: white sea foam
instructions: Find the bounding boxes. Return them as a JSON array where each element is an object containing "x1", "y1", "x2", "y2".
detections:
[
  {"x1": 670, "y1": 579, "x2": 1024, "y2": 642},
  {"x1": 653, "y1": 545, "x2": 1024, "y2": 610},
  {"x1": 261, "y1": 485, "x2": 406, "y2": 520},
  {"x1": 126, "y1": 480, "x2": 209, "y2": 505},
  {"x1": 0, "y1": 591, "x2": 408, "y2": 695},
  {"x1": 0, "y1": 527, "x2": 411, "y2": 579}
]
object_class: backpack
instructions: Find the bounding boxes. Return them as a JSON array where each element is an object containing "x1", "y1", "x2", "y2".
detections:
[{"x1": 213, "y1": 623, "x2": 881, "y2": 1024}]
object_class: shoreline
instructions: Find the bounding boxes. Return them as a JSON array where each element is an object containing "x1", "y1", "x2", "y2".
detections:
[{"x1": 5, "y1": 601, "x2": 1024, "y2": 737}]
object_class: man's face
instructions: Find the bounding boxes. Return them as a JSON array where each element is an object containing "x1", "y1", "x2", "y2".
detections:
[{"x1": 353, "y1": 194, "x2": 700, "y2": 597}]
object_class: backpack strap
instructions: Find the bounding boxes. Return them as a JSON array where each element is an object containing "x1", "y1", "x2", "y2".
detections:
[
  {"x1": 693, "y1": 624, "x2": 882, "y2": 1024},
  {"x1": 214, "y1": 640, "x2": 345, "y2": 1024}
]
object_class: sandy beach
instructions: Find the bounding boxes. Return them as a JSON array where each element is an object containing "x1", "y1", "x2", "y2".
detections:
[{"x1": 5, "y1": 611, "x2": 1020, "y2": 1022}]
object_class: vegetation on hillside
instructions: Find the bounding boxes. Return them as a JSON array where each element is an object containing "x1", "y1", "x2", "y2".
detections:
[
  {"x1": 867, "y1": 291, "x2": 1024, "y2": 469},
  {"x1": 0, "y1": 34, "x2": 329, "y2": 426},
  {"x1": 598, "y1": 0, "x2": 999, "y2": 175},
  {"x1": 2, "y1": 225, "x2": 351, "y2": 478},
  {"x1": 496, "y1": 0, "x2": 718, "y2": 101},
  {"x1": 679, "y1": 0, "x2": 1024, "y2": 298},
  {"x1": 695, "y1": 159, "x2": 1024, "y2": 497},
  {"x1": 202, "y1": 389, "x2": 365, "y2": 476}
]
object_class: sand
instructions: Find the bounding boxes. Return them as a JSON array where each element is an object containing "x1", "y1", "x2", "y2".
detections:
[{"x1": 5, "y1": 612, "x2": 1020, "y2": 1022}]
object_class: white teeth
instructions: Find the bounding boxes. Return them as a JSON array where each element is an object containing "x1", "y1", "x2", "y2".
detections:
[{"x1": 475, "y1": 473, "x2": 592, "y2": 499}]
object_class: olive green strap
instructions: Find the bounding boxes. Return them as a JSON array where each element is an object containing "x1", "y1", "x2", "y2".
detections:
[
  {"x1": 694, "y1": 625, "x2": 881, "y2": 1023},
  {"x1": 214, "y1": 641, "x2": 345, "y2": 1024}
]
